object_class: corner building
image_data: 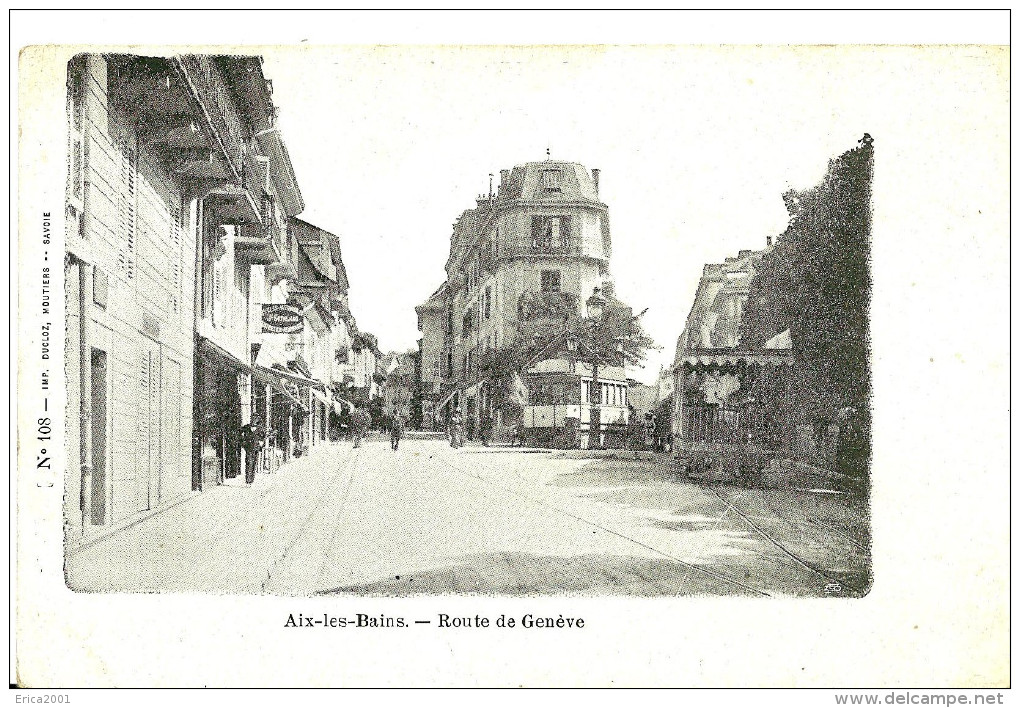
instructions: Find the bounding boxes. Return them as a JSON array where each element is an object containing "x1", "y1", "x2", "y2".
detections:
[{"x1": 420, "y1": 160, "x2": 628, "y2": 444}]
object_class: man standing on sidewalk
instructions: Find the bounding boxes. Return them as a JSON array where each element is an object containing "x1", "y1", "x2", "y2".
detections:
[{"x1": 240, "y1": 421, "x2": 264, "y2": 486}]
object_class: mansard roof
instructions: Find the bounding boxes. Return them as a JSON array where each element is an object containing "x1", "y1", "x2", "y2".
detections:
[{"x1": 498, "y1": 160, "x2": 602, "y2": 204}]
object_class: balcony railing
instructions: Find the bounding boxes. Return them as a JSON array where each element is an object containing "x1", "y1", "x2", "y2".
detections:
[
  {"x1": 177, "y1": 55, "x2": 247, "y2": 183},
  {"x1": 243, "y1": 149, "x2": 268, "y2": 197}
]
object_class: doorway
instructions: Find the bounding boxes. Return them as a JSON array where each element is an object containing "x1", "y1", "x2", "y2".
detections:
[{"x1": 89, "y1": 348, "x2": 108, "y2": 525}]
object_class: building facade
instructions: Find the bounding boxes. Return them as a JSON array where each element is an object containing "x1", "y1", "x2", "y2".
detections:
[
  {"x1": 670, "y1": 248, "x2": 794, "y2": 472},
  {"x1": 383, "y1": 351, "x2": 417, "y2": 423},
  {"x1": 63, "y1": 52, "x2": 364, "y2": 551},
  {"x1": 417, "y1": 160, "x2": 629, "y2": 446},
  {"x1": 64, "y1": 54, "x2": 202, "y2": 539},
  {"x1": 414, "y1": 283, "x2": 448, "y2": 430}
]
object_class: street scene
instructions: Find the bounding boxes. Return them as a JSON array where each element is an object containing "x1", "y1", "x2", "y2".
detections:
[
  {"x1": 67, "y1": 437, "x2": 869, "y2": 597},
  {"x1": 61, "y1": 49, "x2": 872, "y2": 597}
]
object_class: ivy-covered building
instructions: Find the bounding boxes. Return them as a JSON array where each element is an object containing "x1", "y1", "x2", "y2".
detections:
[{"x1": 417, "y1": 159, "x2": 630, "y2": 445}]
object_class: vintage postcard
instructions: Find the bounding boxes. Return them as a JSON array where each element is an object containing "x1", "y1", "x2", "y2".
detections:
[{"x1": 12, "y1": 12, "x2": 1010, "y2": 690}]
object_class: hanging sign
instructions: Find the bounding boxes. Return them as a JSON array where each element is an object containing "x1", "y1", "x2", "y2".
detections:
[{"x1": 262, "y1": 304, "x2": 303, "y2": 334}]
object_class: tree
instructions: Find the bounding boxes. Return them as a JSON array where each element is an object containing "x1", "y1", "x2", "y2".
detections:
[
  {"x1": 739, "y1": 135, "x2": 873, "y2": 476},
  {"x1": 479, "y1": 285, "x2": 658, "y2": 425}
]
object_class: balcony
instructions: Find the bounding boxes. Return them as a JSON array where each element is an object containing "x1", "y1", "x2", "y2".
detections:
[
  {"x1": 175, "y1": 55, "x2": 262, "y2": 223},
  {"x1": 176, "y1": 55, "x2": 246, "y2": 178},
  {"x1": 234, "y1": 222, "x2": 282, "y2": 266}
]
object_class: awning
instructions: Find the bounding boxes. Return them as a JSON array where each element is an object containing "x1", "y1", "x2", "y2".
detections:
[
  {"x1": 264, "y1": 364, "x2": 328, "y2": 391},
  {"x1": 197, "y1": 336, "x2": 250, "y2": 373},
  {"x1": 252, "y1": 365, "x2": 307, "y2": 410},
  {"x1": 312, "y1": 388, "x2": 331, "y2": 408},
  {"x1": 680, "y1": 350, "x2": 794, "y2": 369},
  {"x1": 437, "y1": 387, "x2": 459, "y2": 411}
]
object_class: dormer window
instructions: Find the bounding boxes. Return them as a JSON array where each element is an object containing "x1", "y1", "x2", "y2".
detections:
[{"x1": 541, "y1": 169, "x2": 562, "y2": 192}]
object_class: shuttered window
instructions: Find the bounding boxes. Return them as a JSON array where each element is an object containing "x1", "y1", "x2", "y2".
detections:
[
  {"x1": 531, "y1": 216, "x2": 571, "y2": 252},
  {"x1": 168, "y1": 200, "x2": 184, "y2": 313},
  {"x1": 67, "y1": 59, "x2": 86, "y2": 209},
  {"x1": 116, "y1": 134, "x2": 137, "y2": 281}
]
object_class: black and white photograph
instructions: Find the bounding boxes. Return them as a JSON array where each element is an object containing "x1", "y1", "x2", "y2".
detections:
[
  {"x1": 56, "y1": 48, "x2": 874, "y2": 598},
  {"x1": 12, "y1": 10, "x2": 1009, "y2": 691}
]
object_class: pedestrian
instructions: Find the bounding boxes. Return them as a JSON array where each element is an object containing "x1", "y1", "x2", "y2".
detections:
[
  {"x1": 239, "y1": 421, "x2": 264, "y2": 485},
  {"x1": 390, "y1": 409, "x2": 406, "y2": 451},
  {"x1": 449, "y1": 407, "x2": 464, "y2": 449},
  {"x1": 352, "y1": 405, "x2": 370, "y2": 449},
  {"x1": 479, "y1": 412, "x2": 492, "y2": 447}
]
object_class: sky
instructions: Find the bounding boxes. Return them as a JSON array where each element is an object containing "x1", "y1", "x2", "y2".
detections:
[{"x1": 256, "y1": 44, "x2": 1007, "y2": 384}]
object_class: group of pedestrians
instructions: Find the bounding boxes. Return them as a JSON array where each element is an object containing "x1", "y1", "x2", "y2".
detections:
[
  {"x1": 246, "y1": 404, "x2": 476, "y2": 460},
  {"x1": 348, "y1": 404, "x2": 408, "y2": 451}
]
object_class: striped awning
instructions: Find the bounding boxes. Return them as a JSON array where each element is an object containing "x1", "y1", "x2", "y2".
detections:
[
  {"x1": 252, "y1": 365, "x2": 307, "y2": 410},
  {"x1": 680, "y1": 350, "x2": 793, "y2": 368}
]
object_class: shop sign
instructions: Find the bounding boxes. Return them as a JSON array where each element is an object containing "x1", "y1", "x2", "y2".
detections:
[{"x1": 262, "y1": 304, "x2": 303, "y2": 334}]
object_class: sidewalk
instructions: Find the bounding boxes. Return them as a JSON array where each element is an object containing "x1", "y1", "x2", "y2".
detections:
[{"x1": 65, "y1": 442, "x2": 356, "y2": 594}]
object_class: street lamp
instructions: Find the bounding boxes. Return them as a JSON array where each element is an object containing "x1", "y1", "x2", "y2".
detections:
[
  {"x1": 586, "y1": 286, "x2": 606, "y2": 319},
  {"x1": 584, "y1": 287, "x2": 608, "y2": 449}
]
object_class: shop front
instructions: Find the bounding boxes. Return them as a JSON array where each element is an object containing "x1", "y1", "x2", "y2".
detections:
[{"x1": 193, "y1": 337, "x2": 252, "y2": 490}]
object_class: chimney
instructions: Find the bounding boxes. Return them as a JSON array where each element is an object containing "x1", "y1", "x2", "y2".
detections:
[
  {"x1": 488, "y1": 173, "x2": 494, "y2": 199},
  {"x1": 591, "y1": 168, "x2": 600, "y2": 197},
  {"x1": 766, "y1": 235, "x2": 773, "y2": 247}
]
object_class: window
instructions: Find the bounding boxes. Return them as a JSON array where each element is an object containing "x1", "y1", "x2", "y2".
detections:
[
  {"x1": 67, "y1": 59, "x2": 86, "y2": 211},
  {"x1": 541, "y1": 170, "x2": 562, "y2": 192},
  {"x1": 484, "y1": 286, "x2": 491, "y2": 320},
  {"x1": 531, "y1": 216, "x2": 571, "y2": 251},
  {"x1": 115, "y1": 133, "x2": 137, "y2": 281},
  {"x1": 169, "y1": 200, "x2": 184, "y2": 313},
  {"x1": 541, "y1": 270, "x2": 561, "y2": 293},
  {"x1": 465, "y1": 256, "x2": 481, "y2": 290},
  {"x1": 462, "y1": 311, "x2": 473, "y2": 338}
]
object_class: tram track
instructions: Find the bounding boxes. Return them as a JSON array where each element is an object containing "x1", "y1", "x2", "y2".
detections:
[
  {"x1": 262, "y1": 444, "x2": 360, "y2": 593},
  {"x1": 708, "y1": 486, "x2": 867, "y2": 596},
  {"x1": 759, "y1": 489, "x2": 871, "y2": 555}
]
